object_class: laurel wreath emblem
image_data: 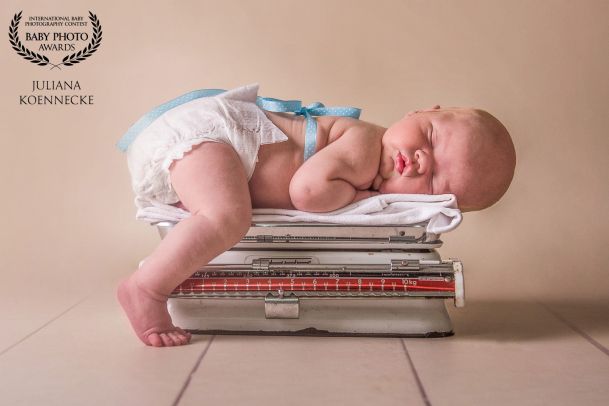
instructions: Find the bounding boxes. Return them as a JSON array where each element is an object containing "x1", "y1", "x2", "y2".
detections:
[{"x1": 8, "y1": 10, "x2": 102, "y2": 70}]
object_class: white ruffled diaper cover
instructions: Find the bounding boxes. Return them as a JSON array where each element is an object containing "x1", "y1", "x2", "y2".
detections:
[{"x1": 126, "y1": 83, "x2": 288, "y2": 210}]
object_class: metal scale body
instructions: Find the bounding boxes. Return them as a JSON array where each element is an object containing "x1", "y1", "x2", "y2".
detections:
[{"x1": 157, "y1": 221, "x2": 465, "y2": 337}]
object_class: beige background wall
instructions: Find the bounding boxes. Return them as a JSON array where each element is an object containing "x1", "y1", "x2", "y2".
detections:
[{"x1": 1, "y1": 0, "x2": 608, "y2": 302}]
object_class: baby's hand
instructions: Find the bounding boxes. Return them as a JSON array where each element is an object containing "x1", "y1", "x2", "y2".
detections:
[{"x1": 371, "y1": 174, "x2": 383, "y2": 191}]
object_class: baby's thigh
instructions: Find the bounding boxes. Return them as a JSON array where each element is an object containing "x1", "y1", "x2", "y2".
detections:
[{"x1": 169, "y1": 141, "x2": 252, "y2": 223}]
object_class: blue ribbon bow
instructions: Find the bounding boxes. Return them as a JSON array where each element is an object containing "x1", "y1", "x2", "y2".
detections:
[
  {"x1": 256, "y1": 97, "x2": 361, "y2": 160},
  {"x1": 116, "y1": 88, "x2": 361, "y2": 161}
]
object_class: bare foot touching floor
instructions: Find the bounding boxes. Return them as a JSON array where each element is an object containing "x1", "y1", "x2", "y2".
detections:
[
  {"x1": 118, "y1": 141, "x2": 253, "y2": 347},
  {"x1": 117, "y1": 274, "x2": 191, "y2": 347}
]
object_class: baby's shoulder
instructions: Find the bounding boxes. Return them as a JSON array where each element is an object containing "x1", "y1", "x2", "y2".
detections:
[
  {"x1": 323, "y1": 117, "x2": 383, "y2": 168},
  {"x1": 326, "y1": 117, "x2": 377, "y2": 145}
]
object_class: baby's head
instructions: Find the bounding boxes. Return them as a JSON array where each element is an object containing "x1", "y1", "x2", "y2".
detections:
[{"x1": 379, "y1": 106, "x2": 516, "y2": 211}]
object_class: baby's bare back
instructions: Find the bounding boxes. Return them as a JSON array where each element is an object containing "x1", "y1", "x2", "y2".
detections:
[
  {"x1": 248, "y1": 111, "x2": 342, "y2": 209},
  {"x1": 172, "y1": 111, "x2": 384, "y2": 211},
  {"x1": 250, "y1": 111, "x2": 385, "y2": 211}
]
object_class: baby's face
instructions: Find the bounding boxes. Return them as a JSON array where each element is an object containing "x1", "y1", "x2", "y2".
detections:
[{"x1": 378, "y1": 107, "x2": 479, "y2": 200}]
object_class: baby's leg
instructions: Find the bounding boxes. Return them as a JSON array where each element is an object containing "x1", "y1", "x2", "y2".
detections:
[{"x1": 117, "y1": 142, "x2": 252, "y2": 347}]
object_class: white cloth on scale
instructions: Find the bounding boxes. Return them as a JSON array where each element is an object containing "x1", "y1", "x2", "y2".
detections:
[{"x1": 134, "y1": 193, "x2": 462, "y2": 234}]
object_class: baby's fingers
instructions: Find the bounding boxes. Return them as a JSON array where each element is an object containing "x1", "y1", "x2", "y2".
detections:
[{"x1": 372, "y1": 174, "x2": 383, "y2": 190}]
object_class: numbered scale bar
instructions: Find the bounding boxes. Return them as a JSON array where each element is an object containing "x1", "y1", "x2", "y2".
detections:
[
  {"x1": 171, "y1": 269, "x2": 457, "y2": 298},
  {"x1": 173, "y1": 276, "x2": 453, "y2": 293},
  {"x1": 170, "y1": 261, "x2": 464, "y2": 309},
  {"x1": 169, "y1": 259, "x2": 463, "y2": 299}
]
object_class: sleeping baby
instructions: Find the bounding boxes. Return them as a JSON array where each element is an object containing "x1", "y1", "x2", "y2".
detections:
[{"x1": 117, "y1": 83, "x2": 516, "y2": 347}]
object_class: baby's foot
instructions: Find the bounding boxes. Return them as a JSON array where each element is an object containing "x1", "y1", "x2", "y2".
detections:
[{"x1": 117, "y1": 274, "x2": 191, "y2": 347}]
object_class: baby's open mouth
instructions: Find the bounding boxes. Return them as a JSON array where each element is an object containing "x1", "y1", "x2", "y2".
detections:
[{"x1": 395, "y1": 152, "x2": 405, "y2": 174}]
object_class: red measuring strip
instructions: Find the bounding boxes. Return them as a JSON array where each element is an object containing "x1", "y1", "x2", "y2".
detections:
[{"x1": 173, "y1": 277, "x2": 454, "y2": 294}]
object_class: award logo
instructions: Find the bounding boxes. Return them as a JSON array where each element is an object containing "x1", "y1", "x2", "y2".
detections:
[
  {"x1": 8, "y1": 11, "x2": 102, "y2": 105},
  {"x1": 8, "y1": 10, "x2": 102, "y2": 69}
]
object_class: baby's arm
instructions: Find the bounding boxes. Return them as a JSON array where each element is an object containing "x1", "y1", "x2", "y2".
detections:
[
  {"x1": 289, "y1": 128, "x2": 379, "y2": 212},
  {"x1": 290, "y1": 176, "x2": 376, "y2": 212}
]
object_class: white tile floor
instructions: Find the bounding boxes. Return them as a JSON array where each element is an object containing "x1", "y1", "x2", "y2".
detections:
[{"x1": 1, "y1": 276, "x2": 608, "y2": 406}]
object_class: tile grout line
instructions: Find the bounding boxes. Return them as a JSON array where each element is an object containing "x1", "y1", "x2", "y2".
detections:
[
  {"x1": 400, "y1": 339, "x2": 432, "y2": 406},
  {"x1": 172, "y1": 335, "x2": 216, "y2": 406},
  {"x1": 0, "y1": 295, "x2": 90, "y2": 357},
  {"x1": 537, "y1": 301, "x2": 609, "y2": 358}
]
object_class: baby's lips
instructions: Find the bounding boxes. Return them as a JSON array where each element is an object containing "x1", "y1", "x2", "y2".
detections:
[{"x1": 395, "y1": 152, "x2": 405, "y2": 174}]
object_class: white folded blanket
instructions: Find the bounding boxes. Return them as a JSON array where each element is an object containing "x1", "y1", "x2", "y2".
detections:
[{"x1": 134, "y1": 194, "x2": 462, "y2": 234}]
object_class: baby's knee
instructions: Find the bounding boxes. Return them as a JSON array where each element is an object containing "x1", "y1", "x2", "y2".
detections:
[
  {"x1": 220, "y1": 206, "x2": 252, "y2": 237},
  {"x1": 196, "y1": 206, "x2": 251, "y2": 245}
]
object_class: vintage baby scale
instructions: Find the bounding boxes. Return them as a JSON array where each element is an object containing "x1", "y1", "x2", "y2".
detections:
[
  {"x1": 118, "y1": 85, "x2": 465, "y2": 337},
  {"x1": 157, "y1": 218, "x2": 464, "y2": 337}
]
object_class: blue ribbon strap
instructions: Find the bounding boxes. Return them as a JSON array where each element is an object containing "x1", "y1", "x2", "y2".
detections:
[
  {"x1": 116, "y1": 88, "x2": 361, "y2": 161},
  {"x1": 256, "y1": 98, "x2": 361, "y2": 160},
  {"x1": 116, "y1": 88, "x2": 225, "y2": 152}
]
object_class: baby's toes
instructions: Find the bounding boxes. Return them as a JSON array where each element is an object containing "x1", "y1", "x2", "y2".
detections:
[
  {"x1": 177, "y1": 332, "x2": 192, "y2": 345},
  {"x1": 159, "y1": 333, "x2": 175, "y2": 346},
  {"x1": 175, "y1": 328, "x2": 192, "y2": 342},
  {"x1": 176, "y1": 327, "x2": 191, "y2": 337},
  {"x1": 168, "y1": 331, "x2": 188, "y2": 345},
  {"x1": 147, "y1": 333, "x2": 163, "y2": 347}
]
